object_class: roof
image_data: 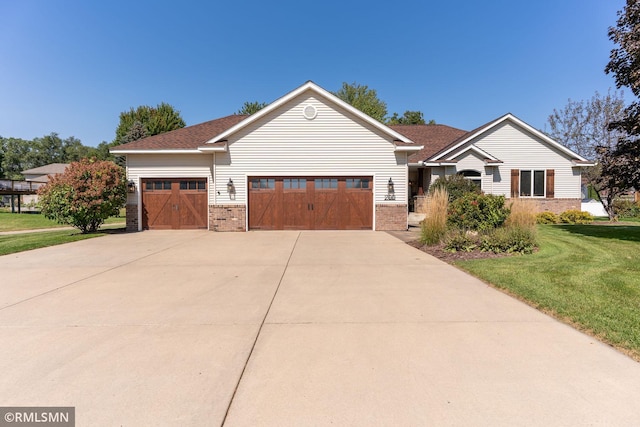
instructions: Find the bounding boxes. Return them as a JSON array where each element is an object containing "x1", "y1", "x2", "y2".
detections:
[
  {"x1": 389, "y1": 124, "x2": 468, "y2": 163},
  {"x1": 111, "y1": 115, "x2": 247, "y2": 152},
  {"x1": 426, "y1": 113, "x2": 591, "y2": 164},
  {"x1": 21, "y1": 163, "x2": 69, "y2": 175},
  {"x1": 202, "y1": 81, "x2": 417, "y2": 148}
]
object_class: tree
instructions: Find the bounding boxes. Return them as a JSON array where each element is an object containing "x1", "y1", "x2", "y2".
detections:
[
  {"x1": 387, "y1": 110, "x2": 428, "y2": 125},
  {"x1": 605, "y1": 0, "x2": 640, "y2": 191},
  {"x1": 113, "y1": 102, "x2": 185, "y2": 146},
  {"x1": 237, "y1": 101, "x2": 267, "y2": 115},
  {"x1": 333, "y1": 82, "x2": 388, "y2": 122},
  {"x1": 38, "y1": 159, "x2": 127, "y2": 233},
  {"x1": 0, "y1": 137, "x2": 34, "y2": 179},
  {"x1": 545, "y1": 91, "x2": 629, "y2": 219},
  {"x1": 546, "y1": 90, "x2": 626, "y2": 160}
]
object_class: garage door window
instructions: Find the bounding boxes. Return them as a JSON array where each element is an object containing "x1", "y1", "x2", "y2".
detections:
[
  {"x1": 315, "y1": 178, "x2": 338, "y2": 189},
  {"x1": 284, "y1": 178, "x2": 306, "y2": 189},
  {"x1": 145, "y1": 181, "x2": 172, "y2": 191},
  {"x1": 346, "y1": 178, "x2": 370, "y2": 189},
  {"x1": 251, "y1": 178, "x2": 275, "y2": 190},
  {"x1": 179, "y1": 180, "x2": 206, "y2": 191}
]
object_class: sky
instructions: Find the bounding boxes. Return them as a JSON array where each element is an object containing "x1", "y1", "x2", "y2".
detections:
[{"x1": 0, "y1": 0, "x2": 626, "y2": 147}]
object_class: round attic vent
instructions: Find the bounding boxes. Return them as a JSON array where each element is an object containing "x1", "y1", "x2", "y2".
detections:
[{"x1": 303, "y1": 104, "x2": 317, "y2": 120}]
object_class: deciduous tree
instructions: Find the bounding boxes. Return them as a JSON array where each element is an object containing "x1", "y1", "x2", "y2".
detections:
[
  {"x1": 387, "y1": 110, "x2": 431, "y2": 125},
  {"x1": 114, "y1": 103, "x2": 185, "y2": 146},
  {"x1": 333, "y1": 82, "x2": 388, "y2": 122},
  {"x1": 38, "y1": 159, "x2": 127, "y2": 233},
  {"x1": 605, "y1": 0, "x2": 640, "y2": 191},
  {"x1": 236, "y1": 101, "x2": 267, "y2": 115}
]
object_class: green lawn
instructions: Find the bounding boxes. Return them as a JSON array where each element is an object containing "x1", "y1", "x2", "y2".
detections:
[
  {"x1": 455, "y1": 224, "x2": 640, "y2": 360},
  {"x1": 0, "y1": 209, "x2": 126, "y2": 232},
  {"x1": 0, "y1": 229, "x2": 105, "y2": 256}
]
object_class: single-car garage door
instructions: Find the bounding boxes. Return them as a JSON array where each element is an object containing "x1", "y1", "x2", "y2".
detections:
[
  {"x1": 248, "y1": 177, "x2": 373, "y2": 230},
  {"x1": 142, "y1": 179, "x2": 208, "y2": 230}
]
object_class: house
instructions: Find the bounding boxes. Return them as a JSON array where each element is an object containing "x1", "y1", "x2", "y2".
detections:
[
  {"x1": 111, "y1": 82, "x2": 593, "y2": 232},
  {"x1": 19, "y1": 163, "x2": 70, "y2": 208},
  {"x1": 395, "y1": 114, "x2": 595, "y2": 216}
]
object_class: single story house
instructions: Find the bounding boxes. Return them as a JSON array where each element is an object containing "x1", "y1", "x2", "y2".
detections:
[
  {"x1": 19, "y1": 163, "x2": 70, "y2": 207},
  {"x1": 111, "y1": 81, "x2": 593, "y2": 232}
]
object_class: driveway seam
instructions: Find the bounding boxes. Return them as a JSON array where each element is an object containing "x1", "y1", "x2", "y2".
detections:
[
  {"x1": 221, "y1": 231, "x2": 301, "y2": 426},
  {"x1": 0, "y1": 232, "x2": 210, "y2": 312}
]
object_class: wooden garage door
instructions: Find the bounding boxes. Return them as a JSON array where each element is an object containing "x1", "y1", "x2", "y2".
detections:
[
  {"x1": 248, "y1": 177, "x2": 372, "y2": 230},
  {"x1": 142, "y1": 179, "x2": 208, "y2": 230}
]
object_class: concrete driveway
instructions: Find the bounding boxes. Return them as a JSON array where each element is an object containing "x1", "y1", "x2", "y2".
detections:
[{"x1": 1, "y1": 231, "x2": 639, "y2": 426}]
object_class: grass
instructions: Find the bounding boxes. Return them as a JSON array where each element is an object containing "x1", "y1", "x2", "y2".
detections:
[
  {"x1": 0, "y1": 209, "x2": 126, "y2": 232},
  {"x1": 455, "y1": 224, "x2": 640, "y2": 360},
  {"x1": 0, "y1": 229, "x2": 105, "y2": 256}
]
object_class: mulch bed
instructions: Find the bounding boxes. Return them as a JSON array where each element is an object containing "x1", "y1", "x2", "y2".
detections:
[{"x1": 407, "y1": 240, "x2": 511, "y2": 263}]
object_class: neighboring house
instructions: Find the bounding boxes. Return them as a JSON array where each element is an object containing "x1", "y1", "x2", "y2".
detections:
[
  {"x1": 110, "y1": 82, "x2": 593, "y2": 232},
  {"x1": 396, "y1": 114, "x2": 595, "y2": 215},
  {"x1": 20, "y1": 163, "x2": 69, "y2": 207}
]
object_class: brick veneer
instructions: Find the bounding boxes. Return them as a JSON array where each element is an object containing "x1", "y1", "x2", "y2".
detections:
[
  {"x1": 209, "y1": 205, "x2": 246, "y2": 231},
  {"x1": 375, "y1": 204, "x2": 408, "y2": 231},
  {"x1": 125, "y1": 204, "x2": 138, "y2": 232},
  {"x1": 518, "y1": 198, "x2": 581, "y2": 214}
]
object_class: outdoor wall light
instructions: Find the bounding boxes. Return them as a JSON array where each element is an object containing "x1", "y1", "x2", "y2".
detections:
[
  {"x1": 387, "y1": 178, "x2": 395, "y2": 194},
  {"x1": 127, "y1": 180, "x2": 136, "y2": 193},
  {"x1": 227, "y1": 178, "x2": 235, "y2": 193}
]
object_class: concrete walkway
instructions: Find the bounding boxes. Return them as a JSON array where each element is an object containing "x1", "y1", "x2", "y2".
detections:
[{"x1": 0, "y1": 231, "x2": 639, "y2": 426}]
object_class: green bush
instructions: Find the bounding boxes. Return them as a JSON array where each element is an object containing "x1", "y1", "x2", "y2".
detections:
[
  {"x1": 559, "y1": 210, "x2": 594, "y2": 225},
  {"x1": 612, "y1": 199, "x2": 640, "y2": 218},
  {"x1": 480, "y1": 226, "x2": 537, "y2": 254},
  {"x1": 444, "y1": 230, "x2": 479, "y2": 252},
  {"x1": 447, "y1": 193, "x2": 510, "y2": 231},
  {"x1": 430, "y1": 174, "x2": 480, "y2": 202},
  {"x1": 536, "y1": 211, "x2": 560, "y2": 224}
]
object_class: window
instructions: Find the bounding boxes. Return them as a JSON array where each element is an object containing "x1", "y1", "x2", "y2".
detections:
[
  {"x1": 346, "y1": 178, "x2": 370, "y2": 189},
  {"x1": 520, "y1": 170, "x2": 545, "y2": 197},
  {"x1": 283, "y1": 178, "x2": 306, "y2": 189},
  {"x1": 250, "y1": 178, "x2": 275, "y2": 190},
  {"x1": 145, "y1": 181, "x2": 171, "y2": 191},
  {"x1": 458, "y1": 170, "x2": 481, "y2": 189},
  {"x1": 315, "y1": 178, "x2": 338, "y2": 189},
  {"x1": 179, "y1": 180, "x2": 206, "y2": 191}
]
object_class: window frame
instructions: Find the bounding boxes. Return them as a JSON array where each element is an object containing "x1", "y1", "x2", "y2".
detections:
[{"x1": 519, "y1": 169, "x2": 546, "y2": 198}]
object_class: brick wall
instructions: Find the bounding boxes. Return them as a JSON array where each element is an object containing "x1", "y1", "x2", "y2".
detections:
[
  {"x1": 209, "y1": 205, "x2": 246, "y2": 231},
  {"x1": 523, "y1": 198, "x2": 581, "y2": 214},
  {"x1": 375, "y1": 204, "x2": 407, "y2": 231},
  {"x1": 125, "y1": 204, "x2": 138, "y2": 232}
]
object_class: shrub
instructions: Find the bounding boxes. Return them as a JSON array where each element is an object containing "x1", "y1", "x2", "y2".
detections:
[
  {"x1": 444, "y1": 229, "x2": 479, "y2": 252},
  {"x1": 420, "y1": 188, "x2": 449, "y2": 245},
  {"x1": 430, "y1": 174, "x2": 480, "y2": 202},
  {"x1": 612, "y1": 199, "x2": 640, "y2": 218},
  {"x1": 506, "y1": 198, "x2": 537, "y2": 228},
  {"x1": 447, "y1": 193, "x2": 510, "y2": 231},
  {"x1": 536, "y1": 211, "x2": 560, "y2": 224},
  {"x1": 480, "y1": 226, "x2": 537, "y2": 254},
  {"x1": 559, "y1": 210, "x2": 594, "y2": 225},
  {"x1": 38, "y1": 159, "x2": 127, "y2": 233}
]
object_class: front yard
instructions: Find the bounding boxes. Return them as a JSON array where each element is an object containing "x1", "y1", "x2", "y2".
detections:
[{"x1": 455, "y1": 224, "x2": 640, "y2": 361}]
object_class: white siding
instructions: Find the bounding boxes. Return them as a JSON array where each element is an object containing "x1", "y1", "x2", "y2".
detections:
[
  {"x1": 214, "y1": 91, "x2": 407, "y2": 205},
  {"x1": 471, "y1": 122, "x2": 581, "y2": 198},
  {"x1": 125, "y1": 154, "x2": 214, "y2": 205}
]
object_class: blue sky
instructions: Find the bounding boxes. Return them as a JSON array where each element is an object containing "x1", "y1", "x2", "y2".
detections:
[{"x1": 0, "y1": 0, "x2": 625, "y2": 147}]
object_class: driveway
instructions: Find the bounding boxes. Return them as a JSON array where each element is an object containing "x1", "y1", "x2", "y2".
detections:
[{"x1": 1, "y1": 231, "x2": 639, "y2": 426}]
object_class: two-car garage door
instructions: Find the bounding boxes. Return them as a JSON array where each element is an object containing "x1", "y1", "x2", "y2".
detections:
[{"x1": 248, "y1": 176, "x2": 373, "y2": 230}]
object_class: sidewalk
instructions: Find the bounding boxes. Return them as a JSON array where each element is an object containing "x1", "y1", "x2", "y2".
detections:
[{"x1": 0, "y1": 223, "x2": 125, "y2": 235}]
